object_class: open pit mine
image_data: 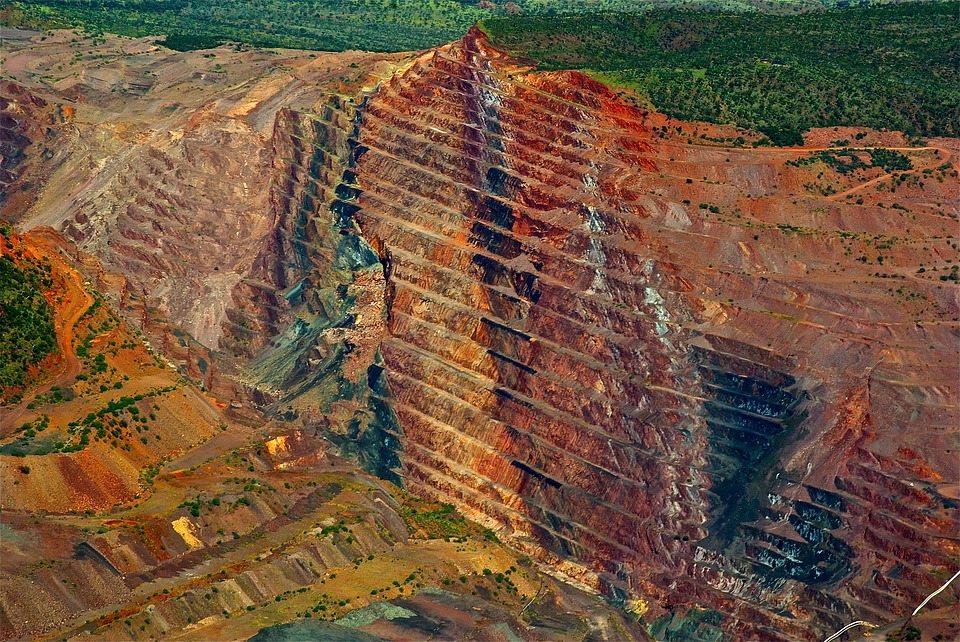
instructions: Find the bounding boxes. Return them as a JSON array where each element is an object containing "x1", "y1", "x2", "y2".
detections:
[{"x1": 1, "y1": 22, "x2": 958, "y2": 642}]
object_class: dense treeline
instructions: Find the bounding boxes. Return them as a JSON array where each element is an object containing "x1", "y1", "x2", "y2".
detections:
[
  {"x1": 4, "y1": 0, "x2": 875, "y2": 53},
  {"x1": 483, "y1": 2, "x2": 959, "y2": 142},
  {"x1": 0, "y1": 225, "x2": 56, "y2": 397},
  {"x1": 4, "y1": 1, "x2": 951, "y2": 140}
]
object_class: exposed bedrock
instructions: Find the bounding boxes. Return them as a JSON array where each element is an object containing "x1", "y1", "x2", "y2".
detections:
[
  {"x1": 222, "y1": 99, "x2": 403, "y2": 483},
  {"x1": 0, "y1": 81, "x2": 71, "y2": 216},
  {"x1": 330, "y1": 27, "x2": 960, "y2": 640},
  {"x1": 3, "y1": 35, "x2": 404, "y2": 356},
  {"x1": 4, "y1": 28, "x2": 958, "y2": 641}
]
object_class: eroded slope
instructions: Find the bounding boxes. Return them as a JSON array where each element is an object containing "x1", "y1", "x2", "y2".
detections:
[
  {"x1": 1, "y1": 424, "x2": 647, "y2": 641},
  {"x1": 0, "y1": 226, "x2": 229, "y2": 512},
  {"x1": 338, "y1": 27, "x2": 959, "y2": 640},
  {"x1": 2, "y1": 29, "x2": 406, "y2": 348},
  {"x1": 2, "y1": 23, "x2": 958, "y2": 642}
]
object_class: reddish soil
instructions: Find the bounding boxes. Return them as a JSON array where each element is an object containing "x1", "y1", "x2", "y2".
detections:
[
  {"x1": 0, "y1": 227, "x2": 91, "y2": 429},
  {"x1": 0, "y1": 229, "x2": 230, "y2": 513},
  {"x1": 0, "y1": 24, "x2": 956, "y2": 642},
  {"x1": 338, "y1": 27, "x2": 959, "y2": 640}
]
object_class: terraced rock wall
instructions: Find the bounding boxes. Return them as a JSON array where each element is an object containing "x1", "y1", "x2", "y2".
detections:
[
  {"x1": 337, "y1": 28, "x2": 959, "y2": 640},
  {"x1": 0, "y1": 471, "x2": 408, "y2": 640},
  {"x1": 0, "y1": 81, "x2": 69, "y2": 216},
  {"x1": 221, "y1": 98, "x2": 403, "y2": 482},
  {"x1": 3, "y1": 28, "x2": 957, "y2": 641},
  {"x1": 2, "y1": 31, "x2": 403, "y2": 357}
]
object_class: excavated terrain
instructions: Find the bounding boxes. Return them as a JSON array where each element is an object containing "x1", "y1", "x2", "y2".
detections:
[
  {"x1": 338, "y1": 28, "x2": 960, "y2": 640},
  {"x1": 1, "y1": 28, "x2": 408, "y2": 350},
  {"x1": 0, "y1": 194, "x2": 641, "y2": 642},
  {"x1": 2, "y1": 24, "x2": 959, "y2": 642},
  {"x1": 1, "y1": 420, "x2": 645, "y2": 641}
]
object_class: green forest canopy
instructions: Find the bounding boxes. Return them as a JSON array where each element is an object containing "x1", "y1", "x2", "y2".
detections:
[
  {"x1": 4, "y1": 0, "x2": 891, "y2": 53},
  {"x1": 0, "y1": 226, "x2": 57, "y2": 398},
  {"x1": 2, "y1": 2, "x2": 953, "y2": 141},
  {"x1": 482, "y1": 1, "x2": 959, "y2": 143}
]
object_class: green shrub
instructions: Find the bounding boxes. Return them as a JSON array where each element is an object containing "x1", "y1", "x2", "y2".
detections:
[
  {"x1": 484, "y1": 2, "x2": 960, "y2": 142},
  {"x1": 0, "y1": 251, "x2": 56, "y2": 398}
]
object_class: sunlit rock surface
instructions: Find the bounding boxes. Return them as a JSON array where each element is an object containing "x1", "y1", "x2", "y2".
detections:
[
  {"x1": 2, "y1": 25, "x2": 957, "y2": 641},
  {"x1": 339, "y1": 27, "x2": 959, "y2": 640}
]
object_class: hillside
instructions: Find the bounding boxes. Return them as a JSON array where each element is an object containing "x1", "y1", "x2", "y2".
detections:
[
  {"x1": 0, "y1": 192, "x2": 639, "y2": 642},
  {"x1": 3, "y1": 0, "x2": 888, "y2": 53},
  {"x1": 0, "y1": 30, "x2": 645, "y2": 642},
  {"x1": 2, "y1": 418, "x2": 645, "y2": 641},
  {"x1": 332, "y1": 27, "x2": 958, "y2": 640},
  {"x1": 0, "y1": 223, "x2": 56, "y2": 401},
  {"x1": 1, "y1": 6, "x2": 958, "y2": 642},
  {"x1": 0, "y1": 226, "x2": 229, "y2": 512},
  {"x1": 482, "y1": 1, "x2": 960, "y2": 142}
]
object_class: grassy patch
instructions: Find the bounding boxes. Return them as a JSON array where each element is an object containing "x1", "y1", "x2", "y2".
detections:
[{"x1": 398, "y1": 496, "x2": 476, "y2": 540}]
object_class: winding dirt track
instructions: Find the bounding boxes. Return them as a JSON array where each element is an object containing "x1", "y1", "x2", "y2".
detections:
[
  {"x1": 690, "y1": 143, "x2": 952, "y2": 198},
  {"x1": 0, "y1": 227, "x2": 92, "y2": 433},
  {"x1": 824, "y1": 146, "x2": 952, "y2": 200}
]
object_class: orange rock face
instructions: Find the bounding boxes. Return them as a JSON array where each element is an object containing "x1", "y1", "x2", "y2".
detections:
[
  {"x1": 338, "y1": 27, "x2": 959, "y2": 639},
  {"x1": 3, "y1": 26, "x2": 958, "y2": 641}
]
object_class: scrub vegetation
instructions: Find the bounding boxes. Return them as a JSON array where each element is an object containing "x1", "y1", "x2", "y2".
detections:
[
  {"x1": 3, "y1": 0, "x2": 895, "y2": 52},
  {"x1": 483, "y1": 2, "x2": 959, "y2": 144},
  {"x1": 0, "y1": 224, "x2": 56, "y2": 399}
]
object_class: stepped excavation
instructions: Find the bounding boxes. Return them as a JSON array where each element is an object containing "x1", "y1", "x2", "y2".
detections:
[{"x1": 1, "y1": 19, "x2": 957, "y2": 642}]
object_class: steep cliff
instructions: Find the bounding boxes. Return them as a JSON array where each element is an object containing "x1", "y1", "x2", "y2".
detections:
[
  {"x1": 3, "y1": 25, "x2": 958, "y2": 642},
  {"x1": 223, "y1": 99, "x2": 404, "y2": 482},
  {"x1": 337, "y1": 27, "x2": 959, "y2": 640},
  {"x1": 3, "y1": 29, "x2": 405, "y2": 350}
]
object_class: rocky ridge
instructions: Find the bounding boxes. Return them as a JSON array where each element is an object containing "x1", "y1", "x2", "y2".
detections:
[
  {"x1": 337, "y1": 27, "x2": 959, "y2": 640},
  {"x1": 1, "y1": 25, "x2": 958, "y2": 641}
]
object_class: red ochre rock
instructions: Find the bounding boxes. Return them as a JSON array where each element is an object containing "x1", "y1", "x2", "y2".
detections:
[
  {"x1": 2, "y1": 26, "x2": 957, "y2": 641},
  {"x1": 339, "y1": 27, "x2": 959, "y2": 640}
]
